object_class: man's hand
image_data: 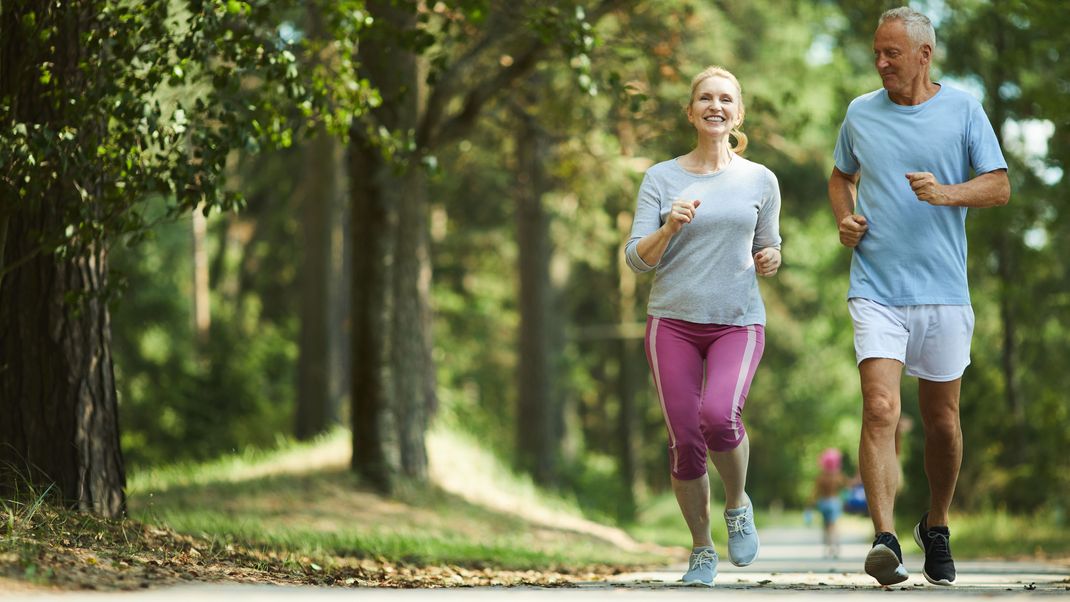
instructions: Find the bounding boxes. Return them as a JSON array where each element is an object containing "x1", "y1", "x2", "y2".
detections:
[
  {"x1": 754, "y1": 247, "x2": 781, "y2": 277},
  {"x1": 906, "y1": 172, "x2": 951, "y2": 206},
  {"x1": 838, "y1": 214, "x2": 868, "y2": 248}
]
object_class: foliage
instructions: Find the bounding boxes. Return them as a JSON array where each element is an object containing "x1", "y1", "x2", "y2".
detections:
[
  {"x1": 0, "y1": 1, "x2": 362, "y2": 260},
  {"x1": 17, "y1": 0, "x2": 1066, "y2": 534},
  {"x1": 110, "y1": 155, "x2": 303, "y2": 469}
]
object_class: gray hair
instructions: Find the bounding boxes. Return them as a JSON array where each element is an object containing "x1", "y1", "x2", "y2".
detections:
[{"x1": 879, "y1": 7, "x2": 936, "y2": 51}]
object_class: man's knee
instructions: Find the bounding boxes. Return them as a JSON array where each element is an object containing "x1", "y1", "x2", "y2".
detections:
[
  {"x1": 923, "y1": 410, "x2": 961, "y2": 439},
  {"x1": 861, "y1": 388, "x2": 900, "y2": 429}
]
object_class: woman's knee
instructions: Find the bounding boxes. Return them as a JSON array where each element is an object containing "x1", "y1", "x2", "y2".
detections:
[
  {"x1": 669, "y1": 442, "x2": 709, "y2": 480},
  {"x1": 703, "y1": 418, "x2": 745, "y2": 453}
]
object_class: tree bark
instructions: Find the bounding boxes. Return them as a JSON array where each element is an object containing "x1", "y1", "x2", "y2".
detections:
[
  {"x1": 0, "y1": 3, "x2": 125, "y2": 516},
  {"x1": 0, "y1": 218, "x2": 126, "y2": 517},
  {"x1": 350, "y1": 0, "x2": 432, "y2": 489}
]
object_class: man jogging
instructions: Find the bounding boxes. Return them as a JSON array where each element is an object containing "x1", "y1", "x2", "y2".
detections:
[{"x1": 828, "y1": 6, "x2": 1010, "y2": 587}]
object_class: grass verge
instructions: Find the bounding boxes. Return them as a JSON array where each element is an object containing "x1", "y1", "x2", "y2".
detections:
[
  {"x1": 899, "y1": 509, "x2": 1070, "y2": 560},
  {"x1": 2, "y1": 428, "x2": 668, "y2": 591}
]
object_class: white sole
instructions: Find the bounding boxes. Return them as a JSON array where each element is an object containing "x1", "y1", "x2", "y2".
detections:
[
  {"x1": 914, "y1": 522, "x2": 956, "y2": 586},
  {"x1": 865, "y1": 544, "x2": 909, "y2": 586},
  {"x1": 680, "y1": 579, "x2": 715, "y2": 587}
]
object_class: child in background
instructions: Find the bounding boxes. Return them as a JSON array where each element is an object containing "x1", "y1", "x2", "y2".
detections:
[{"x1": 811, "y1": 448, "x2": 848, "y2": 558}]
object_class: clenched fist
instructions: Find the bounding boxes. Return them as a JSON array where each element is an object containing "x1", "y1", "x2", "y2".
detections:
[
  {"x1": 664, "y1": 199, "x2": 701, "y2": 235},
  {"x1": 754, "y1": 247, "x2": 781, "y2": 277},
  {"x1": 838, "y1": 214, "x2": 868, "y2": 248},
  {"x1": 906, "y1": 172, "x2": 950, "y2": 206}
]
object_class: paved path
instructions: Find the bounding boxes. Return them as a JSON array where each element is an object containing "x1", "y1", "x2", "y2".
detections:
[
  {"x1": 3, "y1": 523, "x2": 1067, "y2": 600},
  {"x1": 599, "y1": 524, "x2": 1069, "y2": 596}
]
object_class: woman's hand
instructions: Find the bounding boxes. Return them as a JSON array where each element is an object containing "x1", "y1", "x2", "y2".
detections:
[
  {"x1": 754, "y1": 247, "x2": 781, "y2": 277},
  {"x1": 663, "y1": 199, "x2": 701, "y2": 235}
]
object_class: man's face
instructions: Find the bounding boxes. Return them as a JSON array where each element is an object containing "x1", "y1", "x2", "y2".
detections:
[{"x1": 873, "y1": 20, "x2": 929, "y2": 95}]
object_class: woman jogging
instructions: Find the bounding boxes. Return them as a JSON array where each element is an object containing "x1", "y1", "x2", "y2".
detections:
[{"x1": 624, "y1": 65, "x2": 783, "y2": 587}]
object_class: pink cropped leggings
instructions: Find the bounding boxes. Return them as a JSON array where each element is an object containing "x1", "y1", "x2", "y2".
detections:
[{"x1": 644, "y1": 316, "x2": 765, "y2": 481}]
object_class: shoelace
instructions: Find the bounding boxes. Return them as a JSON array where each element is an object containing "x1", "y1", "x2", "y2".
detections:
[
  {"x1": 725, "y1": 512, "x2": 749, "y2": 535},
  {"x1": 691, "y1": 549, "x2": 716, "y2": 570},
  {"x1": 927, "y1": 531, "x2": 951, "y2": 557}
]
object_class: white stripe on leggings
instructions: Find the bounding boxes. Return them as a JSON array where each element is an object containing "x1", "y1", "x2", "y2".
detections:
[
  {"x1": 649, "y1": 318, "x2": 679, "y2": 473},
  {"x1": 729, "y1": 325, "x2": 757, "y2": 439}
]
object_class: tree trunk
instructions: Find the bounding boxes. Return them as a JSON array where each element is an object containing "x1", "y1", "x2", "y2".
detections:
[
  {"x1": 0, "y1": 1, "x2": 125, "y2": 517},
  {"x1": 350, "y1": 0, "x2": 432, "y2": 489},
  {"x1": 514, "y1": 103, "x2": 559, "y2": 486},
  {"x1": 347, "y1": 0, "x2": 633, "y2": 488},
  {"x1": 0, "y1": 221, "x2": 126, "y2": 517},
  {"x1": 327, "y1": 142, "x2": 350, "y2": 428},
  {"x1": 296, "y1": 2, "x2": 349, "y2": 439},
  {"x1": 295, "y1": 131, "x2": 334, "y2": 440},
  {"x1": 350, "y1": 130, "x2": 399, "y2": 489}
]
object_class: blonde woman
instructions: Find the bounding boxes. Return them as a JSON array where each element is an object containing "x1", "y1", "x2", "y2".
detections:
[{"x1": 625, "y1": 66, "x2": 782, "y2": 586}]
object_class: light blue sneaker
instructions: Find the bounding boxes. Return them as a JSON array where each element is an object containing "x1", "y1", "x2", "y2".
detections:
[
  {"x1": 725, "y1": 502, "x2": 760, "y2": 566},
  {"x1": 681, "y1": 547, "x2": 717, "y2": 587}
]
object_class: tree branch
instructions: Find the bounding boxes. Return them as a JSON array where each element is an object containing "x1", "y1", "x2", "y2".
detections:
[{"x1": 418, "y1": 0, "x2": 638, "y2": 150}]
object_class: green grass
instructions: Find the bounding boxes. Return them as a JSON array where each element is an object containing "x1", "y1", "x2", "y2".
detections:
[
  {"x1": 146, "y1": 508, "x2": 626, "y2": 569},
  {"x1": 127, "y1": 427, "x2": 669, "y2": 571},
  {"x1": 899, "y1": 509, "x2": 1070, "y2": 560},
  {"x1": 126, "y1": 428, "x2": 348, "y2": 494}
]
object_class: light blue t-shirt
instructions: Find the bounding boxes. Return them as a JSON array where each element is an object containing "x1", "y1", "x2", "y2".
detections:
[{"x1": 833, "y1": 84, "x2": 1008, "y2": 306}]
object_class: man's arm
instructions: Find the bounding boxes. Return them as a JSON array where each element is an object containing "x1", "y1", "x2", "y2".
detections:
[
  {"x1": 828, "y1": 167, "x2": 867, "y2": 248},
  {"x1": 905, "y1": 169, "x2": 1010, "y2": 208}
]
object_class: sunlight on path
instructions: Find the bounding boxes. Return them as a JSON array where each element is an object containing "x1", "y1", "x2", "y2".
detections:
[{"x1": 427, "y1": 429, "x2": 656, "y2": 553}]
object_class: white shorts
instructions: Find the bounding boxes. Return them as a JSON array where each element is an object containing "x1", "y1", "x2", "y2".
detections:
[{"x1": 847, "y1": 297, "x2": 975, "y2": 382}]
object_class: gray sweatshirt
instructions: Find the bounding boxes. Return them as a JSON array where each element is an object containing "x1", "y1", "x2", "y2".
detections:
[{"x1": 625, "y1": 155, "x2": 782, "y2": 326}]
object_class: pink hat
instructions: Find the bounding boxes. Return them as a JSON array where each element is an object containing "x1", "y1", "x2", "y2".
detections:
[{"x1": 819, "y1": 448, "x2": 842, "y2": 472}]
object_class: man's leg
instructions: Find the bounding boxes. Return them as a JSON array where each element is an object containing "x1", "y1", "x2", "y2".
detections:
[
  {"x1": 917, "y1": 377, "x2": 962, "y2": 527},
  {"x1": 859, "y1": 358, "x2": 910, "y2": 585},
  {"x1": 858, "y1": 358, "x2": 904, "y2": 534},
  {"x1": 913, "y1": 377, "x2": 962, "y2": 585}
]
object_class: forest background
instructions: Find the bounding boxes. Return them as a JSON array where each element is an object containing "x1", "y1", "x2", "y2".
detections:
[{"x1": 2, "y1": 0, "x2": 1067, "y2": 556}]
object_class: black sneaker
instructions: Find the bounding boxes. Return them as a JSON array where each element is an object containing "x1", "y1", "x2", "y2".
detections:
[
  {"x1": 914, "y1": 512, "x2": 956, "y2": 585},
  {"x1": 865, "y1": 531, "x2": 909, "y2": 586}
]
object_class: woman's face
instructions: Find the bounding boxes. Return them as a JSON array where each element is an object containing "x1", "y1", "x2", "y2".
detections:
[{"x1": 687, "y1": 75, "x2": 742, "y2": 139}]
